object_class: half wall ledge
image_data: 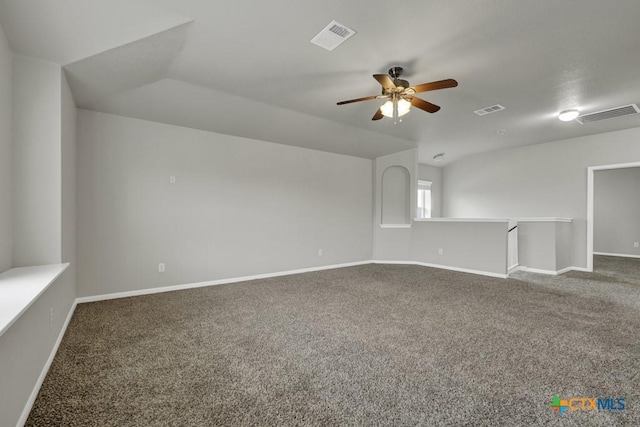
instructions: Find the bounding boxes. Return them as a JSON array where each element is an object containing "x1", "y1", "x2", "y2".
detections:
[{"x1": 0, "y1": 263, "x2": 69, "y2": 337}]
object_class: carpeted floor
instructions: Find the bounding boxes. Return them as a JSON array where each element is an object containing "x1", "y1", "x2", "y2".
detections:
[{"x1": 27, "y1": 256, "x2": 640, "y2": 426}]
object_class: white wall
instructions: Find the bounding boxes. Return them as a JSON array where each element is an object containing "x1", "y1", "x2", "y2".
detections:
[
  {"x1": 0, "y1": 21, "x2": 12, "y2": 273},
  {"x1": 516, "y1": 221, "x2": 573, "y2": 272},
  {"x1": 418, "y1": 164, "x2": 442, "y2": 217},
  {"x1": 373, "y1": 149, "x2": 417, "y2": 259},
  {"x1": 594, "y1": 167, "x2": 640, "y2": 256},
  {"x1": 412, "y1": 221, "x2": 507, "y2": 274},
  {"x1": 12, "y1": 55, "x2": 62, "y2": 267},
  {"x1": 443, "y1": 127, "x2": 640, "y2": 268},
  {"x1": 372, "y1": 150, "x2": 506, "y2": 276},
  {"x1": 0, "y1": 45, "x2": 77, "y2": 425},
  {"x1": 61, "y1": 71, "x2": 76, "y2": 270},
  {"x1": 77, "y1": 110, "x2": 373, "y2": 297}
]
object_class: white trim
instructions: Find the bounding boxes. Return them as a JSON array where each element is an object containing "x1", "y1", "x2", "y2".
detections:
[
  {"x1": 379, "y1": 224, "x2": 412, "y2": 228},
  {"x1": 587, "y1": 166, "x2": 595, "y2": 272},
  {"x1": 587, "y1": 161, "x2": 640, "y2": 273},
  {"x1": 412, "y1": 217, "x2": 573, "y2": 223},
  {"x1": 511, "y1": 266, "x2": 586, "y2": 276},
  {"x1": 507, "y1": 263, "x2": 520, "y2": 274},
  {"x1": 556, "y1": 266, "x2": 575, "y2": 275},
  {"x1": 77, "y1": 259, "x2": 519, "y2": 304},
  {"x1": 412, "y1": 218, "x2": 509, "y2": 223},
  {"x1": 594, "y1": 252, "x2": 640, "y2": 259},
  {"x1": 569, "y1": 266, "x2": 590, "y2": 273},
  {"x1": 17, "y1": 300, "x2": 77, "y2": 427},
  {"x1": 76, "y1": 261, "x2": 371, "y2": 303},
  {"x1": 589, "y1": 161, "x2": 640, "y2": 171},
  {"x1": 516, "y1": 217, "x2": 573, "y2": 223},
  {"x1": 512, "y1": 266, "x2": 559, "y2": 275},
  {"x1": 372, "y1": 260, "x2": 508, "y2": 279}
]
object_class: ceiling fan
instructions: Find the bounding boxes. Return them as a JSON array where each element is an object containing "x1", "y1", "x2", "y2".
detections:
[{"x1": 337, "y1": 67, "x2": 458, "y2": 123}]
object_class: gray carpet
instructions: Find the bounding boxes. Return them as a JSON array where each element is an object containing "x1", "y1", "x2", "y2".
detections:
[{"x1": 27, "y1": 257, "x2": 640, "y2": 426}]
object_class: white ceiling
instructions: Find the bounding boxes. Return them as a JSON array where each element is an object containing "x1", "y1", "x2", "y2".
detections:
[{"x1": 2, "y1": 0, "x2": 640, "y2": 165}]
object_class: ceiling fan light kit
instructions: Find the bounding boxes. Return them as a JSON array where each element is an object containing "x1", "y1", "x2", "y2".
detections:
[
  {"x1": 381, "y1": 98, "x2": 411, "y2": 118},
  {"x1": 337, "y1": 67, "x2": 457, "y2": 124}
]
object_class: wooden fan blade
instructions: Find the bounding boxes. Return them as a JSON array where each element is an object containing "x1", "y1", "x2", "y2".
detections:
[
  {"x1": 337, "y1": 95, "x2": 379, "y2": 105},
  {"x1": 373, "y1": 74, "x2": 396, "y2": 90},
  {"x1": 412, "y1": 79, "x2": 458, "y2": 94},
  {"x1": 372, "y1": 109, "x2": 384, "y2": 120},
  {"x1": 409, "y1": 96, "x2": 441, "y2": 113}
]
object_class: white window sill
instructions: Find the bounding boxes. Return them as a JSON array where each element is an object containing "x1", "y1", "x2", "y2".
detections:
[
  {"x1": 0, "y1": 263, "x2": 69, "y2": 338},
  {"x1": 379, "y1": 224, "x2": 412, "y2": 228}
]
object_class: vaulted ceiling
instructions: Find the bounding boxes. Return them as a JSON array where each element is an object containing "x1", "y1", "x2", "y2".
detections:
[{"x1": 2, "y1": 0, "x2": 640, "y2": 164}]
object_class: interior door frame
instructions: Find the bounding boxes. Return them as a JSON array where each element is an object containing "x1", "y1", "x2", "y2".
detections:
[{"x1": 587, "y1": 161, "x2": 640, "y2": 271}]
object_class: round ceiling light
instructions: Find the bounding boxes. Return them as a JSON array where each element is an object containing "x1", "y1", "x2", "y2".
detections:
[{"x1": 558, "y1": 109, "x2": 579, "y2": 122}]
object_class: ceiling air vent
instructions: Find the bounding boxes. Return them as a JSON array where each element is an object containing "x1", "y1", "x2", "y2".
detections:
[
  {"x1": 576, "y1": 104, "x2": 640, "y2": 124},
  {"x1": 311, "y1": 20, "x2": 356, "y2": 51},
  {"x1": 474, "y1": 104, "x2": 505, "y2": 116}
]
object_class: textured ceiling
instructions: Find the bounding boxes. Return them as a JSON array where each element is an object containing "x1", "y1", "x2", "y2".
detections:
[{"x1": 2, "y1": 0, "x2": 640, "y2": 165}]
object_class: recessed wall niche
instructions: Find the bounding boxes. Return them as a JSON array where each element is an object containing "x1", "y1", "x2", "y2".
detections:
[{"x1": 381, "y1": 165, "x2": 411, "y2": 225}]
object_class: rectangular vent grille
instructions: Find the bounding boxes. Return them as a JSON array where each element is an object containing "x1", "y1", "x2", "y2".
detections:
[
  {"x1": 474, "y1": 104, "x2": 505, "y2": 116},
  {"x1": 311, "y1": 20, "x2": 356, "y2": 51},
  {"x1": 576, "y1": 104, "x2": 640, "y2": 124},
  {"x1": 329, "y1": 24, "x2": 351, "y2": 38}
]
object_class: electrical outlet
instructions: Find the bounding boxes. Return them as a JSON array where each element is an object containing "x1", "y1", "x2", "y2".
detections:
[
  {"x1": 438, "y1": 248, "x2": 444, "y2": 255},
  {"x1": 49, "y1": 308, "x2": 54, "y2": 329},
  {"x1": 634, "y1": 242, "x2": 639, "y2": 248},
  {"x1": 318, "y1": 249, "x2": 323, "y2": 256},
  {"x1": 158, "y1": 263, "x2": 166, "y2": 273},
  {"x1": 169, "y1": 175, "x2": 176, "y2": 184}
]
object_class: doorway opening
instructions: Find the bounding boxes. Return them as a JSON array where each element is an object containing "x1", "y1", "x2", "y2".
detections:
[{"x1": 586, "y1": 161, "x2": 640, "y2": 271}]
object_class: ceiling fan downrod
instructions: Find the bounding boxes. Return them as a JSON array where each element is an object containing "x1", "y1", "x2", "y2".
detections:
[{"x1": 393, "y1": 94, "x2": 400, "y2": 124}]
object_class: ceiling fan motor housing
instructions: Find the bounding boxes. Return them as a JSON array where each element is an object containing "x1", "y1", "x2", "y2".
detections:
[{"x1": 388, "y1": 66, "x2": 404, "y2": 78}]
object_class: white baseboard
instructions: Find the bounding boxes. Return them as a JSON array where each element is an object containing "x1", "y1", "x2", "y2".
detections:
[
  {"x1": 556, "y1": 266, "x2": 576, "y2": 275},
  {"x1": 76, "y1": 261, "x2": 372, "y2": 303},
  {"x1": 511, "y1": 266, "x2": 559, "y2": 275},
  {"x1": 76, "y1": 257, "x2": 603, "y2": 305},
  {"x1": 77, "y1": 259, "x2": 515, "y2": 304},
  {"x1": 508, "y1": 263, "x2": 520, "y2": 274},
  {"x1": 569, "y1": 266, "x2": 590, "y2": 272},
  {"x1": 594, "y1": 252, "x2": 640, "y2": 259},
  {"x1": 18, "y1": 300, "x2": 77, "y2": 427},
  {"x1": 372, "y1": 260, "x2": 508, "y2": 279},
  {"x1": 511, "y1": 266, "x2": 587, "y2": 276}
]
